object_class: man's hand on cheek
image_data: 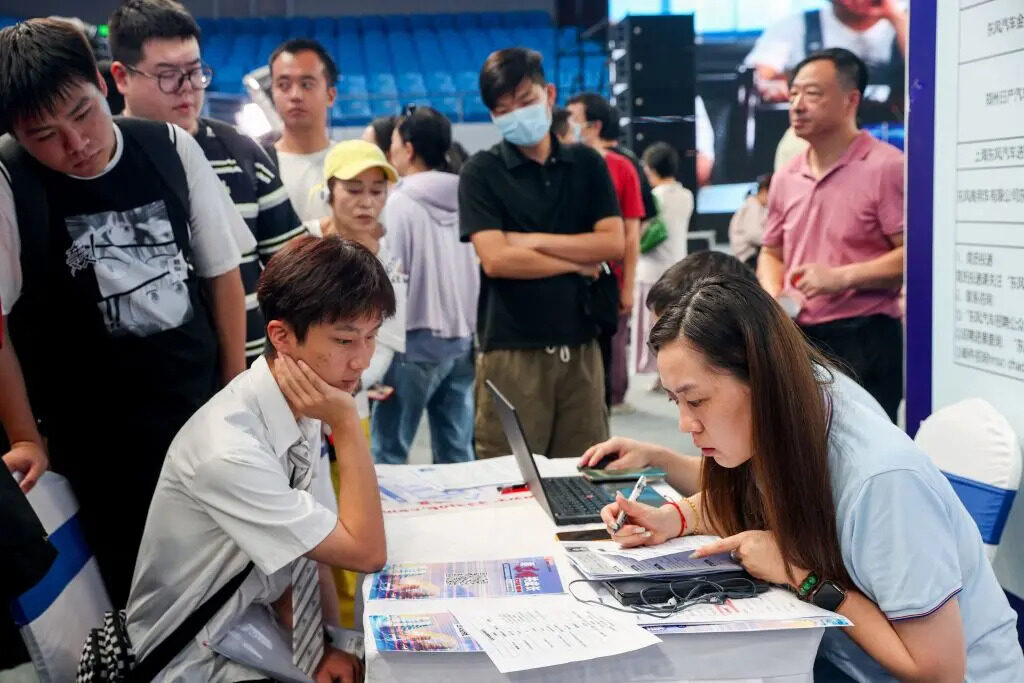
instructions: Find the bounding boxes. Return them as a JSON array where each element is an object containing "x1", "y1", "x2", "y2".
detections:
[{"x1": 275, "y1": 354, "x2": 357, "y2": 427}]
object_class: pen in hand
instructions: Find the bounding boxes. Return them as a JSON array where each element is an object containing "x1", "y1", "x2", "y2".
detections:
[{"x1": 610, "y1": 475, "x2": 648, "y2": 533}]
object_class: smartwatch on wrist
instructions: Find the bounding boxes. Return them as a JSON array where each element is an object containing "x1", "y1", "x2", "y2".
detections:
[
  {"x1": 796, "y1": 571, "x2": 847, "y2": 612},
  {"x1": 809, "y1": 580, "x2": 847, "y2": 612}
]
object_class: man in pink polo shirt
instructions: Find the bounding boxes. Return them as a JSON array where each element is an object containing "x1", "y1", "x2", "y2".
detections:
[{"x1": 758, "y1": 47, "x2": 904, "y2": 422}]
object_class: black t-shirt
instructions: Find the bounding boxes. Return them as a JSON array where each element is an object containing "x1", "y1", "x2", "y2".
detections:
[
  {"x1": 611, "y1": 144, "x2": 657, "y2": 222},
  {"x1": 8, "y1": 121, "x2": 219, "y2": 446},
  {"x1": 459, "y1": 136, "x2": 620, "y2": 351}
]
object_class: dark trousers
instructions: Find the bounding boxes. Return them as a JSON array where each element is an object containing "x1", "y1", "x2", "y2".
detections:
[
  {"x1": 597, "y1": 314, "x2": 631, "y2": 408},
  {"x1": 800, "y1": 314, "x2": 903, "y2": 423},
  {"x1": 49, "y1": 416, "x2": 187, "y2": 609}
]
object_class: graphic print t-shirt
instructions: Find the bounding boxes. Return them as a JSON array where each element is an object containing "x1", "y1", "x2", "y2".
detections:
[
  {"x1": 0, "y1": 122, "x2": 243, "y2": 435},
  {"x1": 64, "y1": 198, "x2": 193, "y2": 337}
]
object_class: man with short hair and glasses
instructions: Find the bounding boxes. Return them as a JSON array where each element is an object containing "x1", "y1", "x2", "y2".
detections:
[{"x1": 110, "y1": 0, "x2": 306, "y2": 366}]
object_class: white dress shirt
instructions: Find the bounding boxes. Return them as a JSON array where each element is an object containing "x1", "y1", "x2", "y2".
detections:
[{"x1": 126, "y1": 355, "x2": 338, "y2": 682}]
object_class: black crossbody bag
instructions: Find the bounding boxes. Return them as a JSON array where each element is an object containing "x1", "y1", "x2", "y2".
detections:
[{"x1": 76, "y1": 563, "x2": 253, "y2": 682}]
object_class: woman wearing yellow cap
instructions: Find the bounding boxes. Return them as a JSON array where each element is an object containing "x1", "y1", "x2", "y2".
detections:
[
  {"x1": 303, "y1": 139, "x2": 408, "y2": 627},
  {"x1": 303, "y1": 138, "x2": 407, "y2": 417}
]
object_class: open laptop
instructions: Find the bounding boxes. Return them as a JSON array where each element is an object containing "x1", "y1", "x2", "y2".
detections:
[{"x1": 486, "y1": 380, "x2": 664, "y2": 525}]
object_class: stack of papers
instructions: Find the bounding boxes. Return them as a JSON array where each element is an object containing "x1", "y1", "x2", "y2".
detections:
[
  {"x1": 561, "y1": 536, "x2": 742, "y2": 580},
  {"x1": 375, "y1": 455, "x2": 533, "y2": 513},
  {"x1": 369, "y1": 557, "x2": 564, "y2": 600}
]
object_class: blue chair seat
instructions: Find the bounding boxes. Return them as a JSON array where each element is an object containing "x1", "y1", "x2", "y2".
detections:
[
  {"x1": 371, "y1": 98, "x2": 399, "y2": 117},
  {"x1": 369, "y1": 73, "x2": 398, "y2": 95}
]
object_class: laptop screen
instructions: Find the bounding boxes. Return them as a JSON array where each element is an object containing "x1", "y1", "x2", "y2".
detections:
[{"x1": 484, "y1": 380, "x2": 555, "y2": 519}]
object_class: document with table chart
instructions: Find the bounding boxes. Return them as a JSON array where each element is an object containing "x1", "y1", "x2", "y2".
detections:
[
  {"x1": 561, "y1": 535, "x2": 742, "y2": 580},
  {"x1": 446, "y1": 601, "x2": 661, "y2": 673}
]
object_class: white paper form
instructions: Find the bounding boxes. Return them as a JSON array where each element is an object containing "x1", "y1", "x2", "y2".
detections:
[
  {"x1": 447, "y1": 602, "x2": 661, "y2": 673},
  {"x1": 376, "y1": 455, "x2": 525, "y2": 492},
  {"x1": 561, "y1": 536, "x2": 742, "y2": 580}
]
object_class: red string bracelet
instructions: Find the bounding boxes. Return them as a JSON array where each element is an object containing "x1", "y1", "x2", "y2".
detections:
[{"x1": 666, "y1": 501, "x2": 687, "y2": 537}]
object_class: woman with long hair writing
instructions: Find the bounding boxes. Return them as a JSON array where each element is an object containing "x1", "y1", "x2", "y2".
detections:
[{"x1": 602, "y1": 274, "x2": 1023, "y2": 681}]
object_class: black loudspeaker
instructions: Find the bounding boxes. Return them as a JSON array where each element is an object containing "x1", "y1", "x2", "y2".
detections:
[
  {"x1": 620, "y1": 120, "x2": 697, "y2": 192},
  {"x1": 611, "y1": 15, "x2": 697, "y2": 193},
  {"x1": 611, "y1": 15, "x2": 696, "y2": 119}
]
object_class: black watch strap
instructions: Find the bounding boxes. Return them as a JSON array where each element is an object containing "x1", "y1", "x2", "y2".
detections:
[{"x1": 809, "y1": 580, "x2": 847, "y2": 612}]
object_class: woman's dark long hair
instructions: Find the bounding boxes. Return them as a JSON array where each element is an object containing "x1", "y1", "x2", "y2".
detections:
[
  {"x1": 396, "y1": 106, "x2": 463, "y2": 173},
  {"x1": 368, "y1": 115, "x2": 397, "y2": 155},
  {"x1": 649, "y1": 274, "x2": 851, "y2": 587}
]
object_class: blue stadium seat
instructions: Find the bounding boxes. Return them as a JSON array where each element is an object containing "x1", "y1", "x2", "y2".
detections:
[
  {"x1": 312, "y1": 16, "x2": 335, "y2": 38},
  {"x1": 369, "y1": 72, "x2": 398, "y2": 96},
  {"x1": 198, "y1": 11, "x2": 597, "y2": 122},
  {"x1": 212, "y1": 17, "x2": 236, "y2": 35},
  {"x1": 398, "y1": 72, "x2": 428, "y2": 97},
  {"x1": 337, "y1": 17, "x2": 359, "y2": 33},
  {"x1": 454, "y1": 14, "x2": 478, "y2": 30},
  {"x1": 558, "y1": 64, "x2": 583, "y2": 95},
  {"x1": 479, "y1": 13, "x2": 505, "y2": 28},
  {"x1": 338, "y1": 74, "x2": 368, "y2": 95},
  {"x1": 229, "y1": 32, "x2": 258, "y2": 64},
  {"x1": 434, "y1": 96, "x2": 461, "y2": 120},
  {"x1": 333, "y1": 98, "x2": 372, "y2": 126},
  {"x1": 431, "y1": 14, "x2": 456, "y2": 30},
  {"x1": 371, "y1": 98, "x2": 399, "y2": 118},
  {"x1": 288, "y1": 16, "x2": 314, "y2": 36},
  {"x1": 360, "y1": 15, "x2": 385, "y2": 32},
  {"x1": 237, "y1": 17, "x2": 261, "y2": 33},
  {"x1": 426, "y1": 71, "x2": 456, "y2": 93},
  {"x1": 584, "y1": 55, "x2": 607, "y2": 91},
  {"x1": 463, "y1": 96, "x2": 490, "y2": 122},
  {"x1": 454, "y1": 70, "x2": 477, "y2": 94},
  {"x1": 197, "y1": 17, "x2": 218, "y2": 37},
  {"x1": 203, "y1": 40, "x2": 231, "y2": 70},
  {"x1": 521, "y1": 11, "x2": 552, "y2": 27},
  {"x1": 383, "y1": 15, "x2": 409, "y2": 31},
  {"x1": 263, "y1": 16, "x2": 286, "y2": 34}
]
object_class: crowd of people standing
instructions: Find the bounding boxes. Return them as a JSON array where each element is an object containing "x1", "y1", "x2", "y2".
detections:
[{"x1": 0, "y1": 0, "x2": 931, "y2": 680}]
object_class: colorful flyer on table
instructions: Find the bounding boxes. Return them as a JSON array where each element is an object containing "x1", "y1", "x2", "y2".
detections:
[
  {"x1": 369, "y1": 613, "x2": 481, "y2": 653},
  {"x1": 369, "y1": 556, "x2": 564, "y2": 600}
]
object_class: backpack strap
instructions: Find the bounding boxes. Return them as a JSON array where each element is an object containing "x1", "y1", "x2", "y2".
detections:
[
  {"x1": 261, "y1": 137, "x2": 280, "y2": 169},
  {"x1": 0, "y1": 134, "x2": 51, "y2": 307},
  {"x1": 129, "y1": 561, "x2": 254, "y2": 682},
  {"x1": 803, "y1": 9, "x2": 823, "y2": 55},
  {"x1": 115, "y1": 117, "x2": 191, "y2": 220},
  {"x1": 201, "y1": 117, "x2": 273, "y2": 201}
]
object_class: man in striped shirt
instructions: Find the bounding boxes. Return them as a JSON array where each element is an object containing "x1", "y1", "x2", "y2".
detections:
[{"x1": 109, "y1": 0, "x2": 305, "y2": 364}]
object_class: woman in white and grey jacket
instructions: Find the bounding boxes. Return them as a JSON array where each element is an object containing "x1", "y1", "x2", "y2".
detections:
[{"x1": 371, "y1": 107, "x2": 479, "y2": 465}]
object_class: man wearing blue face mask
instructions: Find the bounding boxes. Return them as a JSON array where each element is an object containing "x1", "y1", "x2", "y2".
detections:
[{"x1": 459, "y1": 47, "x2": 625, "y2": 460}]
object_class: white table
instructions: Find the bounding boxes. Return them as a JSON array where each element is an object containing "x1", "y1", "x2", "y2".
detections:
[{"x1": 362, "y1": 459, "x2": 824, "y2": 682}]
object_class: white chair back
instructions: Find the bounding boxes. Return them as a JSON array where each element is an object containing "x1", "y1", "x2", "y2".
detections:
[
  {"x1": 914, "y1": 398, "x2": 1022, "y2": 561},
  {"x1": 10, "y1": 472, "x2": 111, "y2": 682}
]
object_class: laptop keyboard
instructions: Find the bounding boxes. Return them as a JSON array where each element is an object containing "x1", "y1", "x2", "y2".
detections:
[{"x1": 545, "y1": 477, "x2": 614, "y2": 519}]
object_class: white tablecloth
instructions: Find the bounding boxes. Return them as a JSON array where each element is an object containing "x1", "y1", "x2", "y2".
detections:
[{"x1": 362, "y1": 459, "x2": 823, "y2": 682}]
